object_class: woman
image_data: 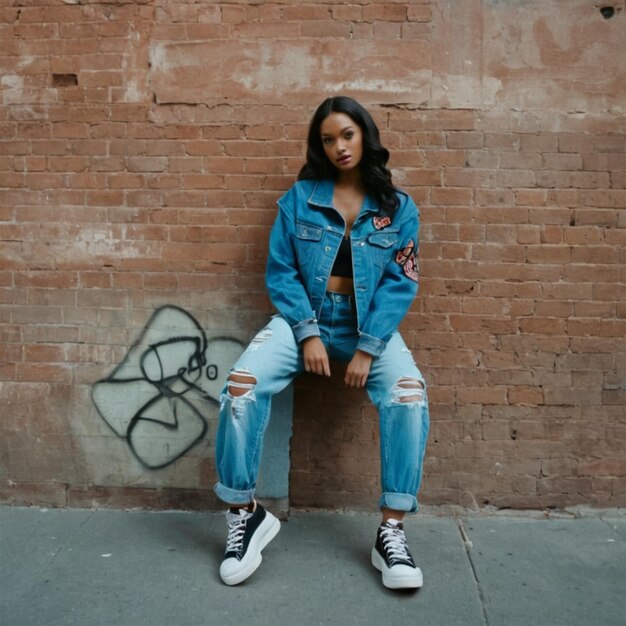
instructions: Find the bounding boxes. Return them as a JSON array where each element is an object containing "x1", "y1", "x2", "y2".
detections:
[{"x1": 214, "y1": 96, "x2": 429, "y2": 590}]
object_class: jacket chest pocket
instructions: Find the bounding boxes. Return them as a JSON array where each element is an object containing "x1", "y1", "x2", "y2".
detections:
[
  {"x1": 367, "y1": 230, "x2": 399, "y2": 269},
  {"x1": 295, "y1": 222, "x2": 324, "y2": 266}
]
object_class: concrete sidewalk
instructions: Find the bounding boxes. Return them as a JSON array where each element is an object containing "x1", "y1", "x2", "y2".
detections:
[{"x1": 1, "y1": 505, "x2": 624, "y2": 626}]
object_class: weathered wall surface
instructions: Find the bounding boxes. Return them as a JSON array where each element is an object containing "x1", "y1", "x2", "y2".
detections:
[{"x1": 1, "y1": 0, "x2": 625, "y2": 510}]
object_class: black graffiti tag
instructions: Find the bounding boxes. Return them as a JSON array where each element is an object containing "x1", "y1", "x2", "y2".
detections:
[{"x1": 91, "y1": 305, "x2": 244, "y2": 469}]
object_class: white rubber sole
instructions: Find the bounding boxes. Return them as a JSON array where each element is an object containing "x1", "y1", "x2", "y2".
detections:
[
  {"x1": 371, "y1": 548, "x2": 423, "y2": 590},
  {"x1": 220, "y1": 512, "x2": 281, "y2": 586}
]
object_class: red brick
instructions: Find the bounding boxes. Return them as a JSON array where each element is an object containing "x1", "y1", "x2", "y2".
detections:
[
  {"x1": 233, "y1": 21, "x2": 300, "y2": 38},
  {"x1": 71, "y1": 140, "x2": 108, "y2": 156},
  {"x1": 575, "y1": 301, "x2": 615, "y2": 318},
  {"x1": 485, "y1": 133, "x2": 518, "y2": 150},
  {"x1": 107, "y1": 173, "x2": 145, "y2": 189},
  {"x1": 471, "y1": 243, "x2": 524, "y2": 263},
  {"x1": 142, "y1": 273, "x2": 178, "y2": 289},
  {"x1": 500, "y1": 152, "x2": 541, "y2": 170},
  {"x1": 559, "y1": 133, "x2": 592, "y2": 154},
  {"x1": 26, "y1": 173, "x2": 66, "y2": 189},
  {"x1": 31, "y1": 140, "x2": 69, "y2": 156},
  {"x1": 167, "y1": 157, "x2": 203, "y2": 173},
  {"x1": 567, "y1": 319, "x2": 626, "y2": 338},
  {"x1": 582, "y1": 190, "x2": 626, "y2": 208},
  {"x1": 528, "y1": 207, "x2": 572, "y2": 225},
  {"x1": 563, "y1": 226, "x2": 604, "y2": 245},
  {"x1": 15, "y1": 271, "x2": 78, "y2": 289},
  {"x1": 519, "y1": 318, "x2": 565, "y2": 335},
  {"x1": 47, "y1": 156, "x2": 89, "y2": 173},
  {"x1": 0, "y1": 173, "x2": 25, "y2": 188},
  {"x1": 126, "y1": 156, "x2": 168, "y2": 172},
  {"x1": 373, "y1": 21, "x2": 402, "y2": 38},
  {"x1": 404, "y1": 169, "x2": 442, "y2": 186},
  {"x1": 525, "y1": 245, "x2": 571, "y2": 264},
  {"x1": 0, "y1": 140, "x2": 30, "y2": 155},
  {"x1": 544, "y1": 282, "x2": 594, "y2": 299},
  {"x1": 593, "y1": 135, "x2": 625, "y2": 153},
  {"x1": 457, "y1": 387, "x2": 508, "y2": 405},
  {"x1": 16, "y1": 363, "x2": 71, "y2": 383},
  {"x1": 301, "y1": 20, "x2": 352, "y2": 38},
  {"x1": 571, "y1": 246, "x2": 618, "y2": 264},
  {"x1": 23, "y1": 344, "x2": 65, "y2": 362},
  {"x1": 583, "y1": 153, "x2": 625, "y2": 172},
  {"x1": 520, "y1": 133, "x2": 558, "y2": 152},
  {"x1": 111, "y1": 273, "x2": 143, "y2": 289},
  {"x1": 152, "y1": 22, "x2": 186, "y2": 41},
  {"x1": 332, "y1": 5, "x2": 362, "y2": 21},
  {"x1": 17, "y1": 123, "x2": 51, "y2": 140},
  {"x1": 537, "y1": 171, "x2": 610, "y2": 189},
  {"x1": 407, "y1": 5, "x2": 432, "y2": 22},
  {"x1": 79, "y1": 272, "x2": 112, "y2": 288},
  {"x1": 534, "y1": 300, "x2": 573, "y2": 318},
  {"x1": 543, "y1": 153, "x2": 583, "y2": 171}
]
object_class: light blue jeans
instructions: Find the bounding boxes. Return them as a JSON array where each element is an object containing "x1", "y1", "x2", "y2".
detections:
[{"x1": 214, "y1": 292, "x2": 430, "y2": 512}]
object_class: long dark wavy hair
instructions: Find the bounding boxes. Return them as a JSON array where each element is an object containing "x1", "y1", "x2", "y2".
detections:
[{"x1": 298, "y1": 96, "x2": 399, "y2": 215}]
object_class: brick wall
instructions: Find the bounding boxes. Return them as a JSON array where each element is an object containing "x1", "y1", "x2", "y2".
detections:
[{"x1": 1, "y1": 0, "x2": 625, "y2": 510}]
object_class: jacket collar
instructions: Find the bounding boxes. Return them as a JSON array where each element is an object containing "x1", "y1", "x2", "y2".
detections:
[{"x1": 308, "y1": 179, "x2": 380, "y2": 215}]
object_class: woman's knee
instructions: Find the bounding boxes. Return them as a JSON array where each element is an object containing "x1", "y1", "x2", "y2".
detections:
[{"x1": 226, "y1": 369, "x2": 257, "y2": 397}]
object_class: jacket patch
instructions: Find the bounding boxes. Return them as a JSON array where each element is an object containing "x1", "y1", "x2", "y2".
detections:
[
  {"x1": 395, "y1": 240, "x2": 419, "y2": 283},
  {"x1": 373, "y1": 216, "x2": 392, "y2": 230}
]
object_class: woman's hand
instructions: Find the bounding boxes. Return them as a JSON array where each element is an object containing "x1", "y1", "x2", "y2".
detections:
[
  {"x1": 345, "y1": 350, "x2": 373, "y2": 388},
  {"x1": 302, "y1": 337, "x2": 331, "y2": 377}
]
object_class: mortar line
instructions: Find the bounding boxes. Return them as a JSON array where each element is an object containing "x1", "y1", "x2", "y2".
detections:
[{"x1": 456, "y1": 518, "x2": 491, "y2": 626}]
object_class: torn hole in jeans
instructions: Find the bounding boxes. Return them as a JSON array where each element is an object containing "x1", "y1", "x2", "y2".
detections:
[
  {"x1": 225, "y1": 368, "x2": 257, "y2": 399},
  {"x1": 391, "y1": 377, "x2": 425, "y2": 404}
]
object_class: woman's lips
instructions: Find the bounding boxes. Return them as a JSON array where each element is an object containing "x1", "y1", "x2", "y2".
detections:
[{"x1": 337, "y1": 155, "x2": 351, "y2": 164}]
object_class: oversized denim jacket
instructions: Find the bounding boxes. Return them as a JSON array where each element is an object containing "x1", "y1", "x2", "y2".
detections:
[{"x1": 266, "y1": 178, "x2": 420, "y2": 357}]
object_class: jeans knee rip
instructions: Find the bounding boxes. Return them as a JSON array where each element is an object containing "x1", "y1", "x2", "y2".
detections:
[
  {"x1": 390, "y1": 377, "x2": 425, "y2": 405},
  {"x1": 223, "y1": 368, "x2": 257, "y2": 407}
]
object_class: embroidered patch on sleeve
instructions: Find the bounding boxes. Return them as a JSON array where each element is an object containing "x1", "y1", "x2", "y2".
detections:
[
  {"x1": 373, "y1": 216, "x2": 392, "y2": 230},
  {"x1": 395, "y1": 240, "x2": 419, "y2": 283}
]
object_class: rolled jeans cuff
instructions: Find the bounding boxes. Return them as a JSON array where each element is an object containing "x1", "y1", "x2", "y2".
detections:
[
  {"x1": 379, "y1": 491, "x2": 418, "y2": 513},
  {"x1": 214, "y1": 482, "x2": 255, "y2": 506},
  {"x1": 292, "y1": 317, "x2": 321, "y2": 343},
  {"x1": 356, "y1": 332, "x2": 386, "y2": 357}
]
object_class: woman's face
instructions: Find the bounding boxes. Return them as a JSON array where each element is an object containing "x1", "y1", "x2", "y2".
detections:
[{"x1": 320, "y1": 112, "x2": 364, "y2": 173}]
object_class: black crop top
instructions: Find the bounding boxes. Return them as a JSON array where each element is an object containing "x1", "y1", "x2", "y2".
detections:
[{"x1": 331, "y1": 236, "x2": 353, "y2": 278}]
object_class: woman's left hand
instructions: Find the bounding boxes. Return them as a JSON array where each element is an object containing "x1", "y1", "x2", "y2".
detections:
[{"x1": 345, "y1": 350, "x2": 373, "y2": 388}]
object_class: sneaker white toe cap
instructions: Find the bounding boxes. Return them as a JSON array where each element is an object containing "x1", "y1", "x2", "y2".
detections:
[
  {"x1": 383, "y1": 563, "x2": 423, "y2": 589},
  {"x1": 220, "y1": 554, "x2": 262, "y2": 586}
]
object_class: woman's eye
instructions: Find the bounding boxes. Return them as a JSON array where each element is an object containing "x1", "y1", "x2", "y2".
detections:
[
  {"x1": 345, "y1": 131, "x2": 353, "y2": 140},
  {"x1": 322, "y1": 137, "x2": 333, "y2": 145}
]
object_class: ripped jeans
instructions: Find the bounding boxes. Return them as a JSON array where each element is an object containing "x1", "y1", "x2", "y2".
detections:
[{"x1": 214, "y1": 292, "x2": 430, "y2": 513}]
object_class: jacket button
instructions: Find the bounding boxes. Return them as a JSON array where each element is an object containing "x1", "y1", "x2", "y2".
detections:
[
  {"x1": 325, "y1": 246, "x2": 331, "y2": 252},
  {"x1": 360, "y1": 241, "x2": 365, "y2": 246}
]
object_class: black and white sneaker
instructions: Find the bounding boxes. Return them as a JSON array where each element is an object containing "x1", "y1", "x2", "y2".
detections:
[
  {"x1": 219, "y1": 502, "x2": 281, "y2": 586},
  {"x1": 371, "y1": 519, "x2": 423, "y2": 589}
]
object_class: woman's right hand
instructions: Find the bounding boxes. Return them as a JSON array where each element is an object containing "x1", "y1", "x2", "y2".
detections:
[{"x1": 302, "y1": 337, "x2": 331, "y2": 377}]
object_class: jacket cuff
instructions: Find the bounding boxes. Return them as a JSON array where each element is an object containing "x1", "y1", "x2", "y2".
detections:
[
  {"x1": 292, "y1": 317, "x2": 321, "y2": 343},
  {"x1": 356, "y1": 332, "x2": 386, "y2": 357}
]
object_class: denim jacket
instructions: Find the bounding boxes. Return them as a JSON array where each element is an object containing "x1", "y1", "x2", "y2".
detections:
[{"x1": 266, "y1": 179, "x2": 420, "y2": 357}]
